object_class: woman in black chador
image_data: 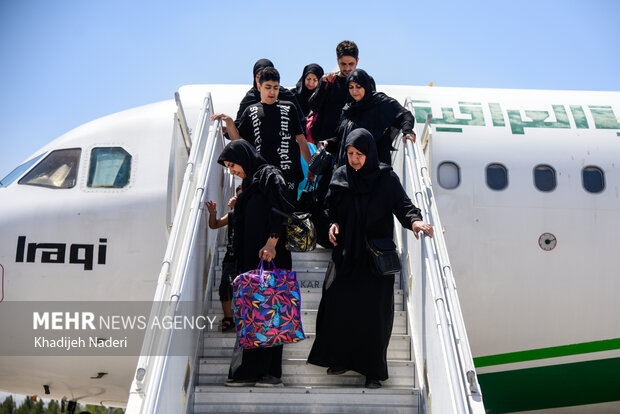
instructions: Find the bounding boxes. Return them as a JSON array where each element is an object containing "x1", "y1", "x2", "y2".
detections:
[
  {"x1": 217, "y1": 140, "x2": 294, "y2": 387},
  {"x1": 307, "y1": 128, "x2": 433, "y2": 388},
  {"x1": 323, "y1": 69, "x2": 416, "y2": 167},
  {"x1": 290, "y1": 63, "x2": 324, "y2": 118}
]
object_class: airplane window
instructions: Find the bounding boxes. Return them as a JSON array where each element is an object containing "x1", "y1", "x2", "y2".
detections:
[
  {"x1": 582, "y1": 166, "x2": 605, "y2": 193},
  {"x1": 486, "y1": 163, "x2": 508, "y2": 190},
  {"x1": 18, "y1": 149, "x2": 81, "y2": 189},
  {"x1": 438, "y1": 161, "x2": 460, "y2": 189},
  {"x1": 534, "y1": 164, "x2": 556, "y2": 192},
  {"x1": 0, "y1": 153, "x2": 45, "y2": 187},
  {"x1": 88, "y1": 147, "x2": 132, "y2": 188}
]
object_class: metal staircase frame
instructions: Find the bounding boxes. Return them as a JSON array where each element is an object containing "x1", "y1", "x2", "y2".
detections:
[
  {"x1": 397, "y1": 102, "x2": 485, "y2": 413},
  {"x1": 125, "y1": 93, "x2": 233, "y2": 413}
]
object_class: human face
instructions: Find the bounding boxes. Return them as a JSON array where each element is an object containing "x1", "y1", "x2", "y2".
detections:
[
  {"x1": 304, "y1": 73, "x2": 318, "y2": 91},
  {"x1": 254, "y1": 70, "x2": 262, "y2": 86},
  {"x1": 224, "y1": 161, "x2": 246, "y2": 179},
  {"x1": 258, "y1": 80, "x2": 280, "y2": 105},
  {"x1": 348, "y1": 81, "x2": 365, "y2": 102},
  {"x1": 346, "y1": 146, "x2": 366, "y2": 171},
  {"x1": 337, "y1": 56, "x2": 358, "y2": 77}
]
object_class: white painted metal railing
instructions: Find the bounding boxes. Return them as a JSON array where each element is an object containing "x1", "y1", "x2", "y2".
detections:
[
  {"x1": 399, "y1": 102, "x2": 485, "y2": 414},
  {"x1": 125, "y1": 92, "x2": 230, "y2": 414}
]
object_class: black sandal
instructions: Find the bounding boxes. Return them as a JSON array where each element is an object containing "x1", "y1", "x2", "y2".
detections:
[{"x1": 221, "y1": 317, "x2": 235, "y2": 332}]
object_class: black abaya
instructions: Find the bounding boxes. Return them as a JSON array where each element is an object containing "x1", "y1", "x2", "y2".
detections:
[
  {"x1": 307, "y1": 129, "x2": 422, "y2": 381},
  {"x1": 326, "y1": 69, "x2": 415, "y2": 167},
  {"x1": 217, "y1": 140, "x2": 294, "y2": 381}
]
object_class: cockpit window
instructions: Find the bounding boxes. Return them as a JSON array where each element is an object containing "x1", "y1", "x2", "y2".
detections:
[
  {"x1": 0, "y1": 153, "x2": 45, "y2": 188},
  {"x1": 18, "y1": 149, "x2": 81, "y2": 189},
  {"x1": 87, "y1": 147, "x2": 132, "y2": 188}
]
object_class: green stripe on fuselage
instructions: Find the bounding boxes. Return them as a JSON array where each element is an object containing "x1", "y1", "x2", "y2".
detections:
[
  {"x1": 436, "y1": 127, "x2": 463, "y2": 132},
  {"x1": 478, "y1": 357, "x2": 620, "y2": 413},
  {"x1": 474, "y1": 338, "x2": 620, "y2": 367}
]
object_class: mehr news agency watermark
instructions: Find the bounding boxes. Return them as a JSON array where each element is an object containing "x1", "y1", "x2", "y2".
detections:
[
  {"x1": 0, "y1": 302, "x2": 220, "y2": 356},
  {"x1": 33, "y1": 311, "x2": 217, "y2": 351}
]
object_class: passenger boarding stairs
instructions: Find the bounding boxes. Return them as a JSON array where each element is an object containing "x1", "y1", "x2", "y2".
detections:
[
  {"x1": 125, "y1": 89, "x2": 485, "y2": 414},
  {"x1": 193, "y1": 247, "x2": 418, "y2": 413}
]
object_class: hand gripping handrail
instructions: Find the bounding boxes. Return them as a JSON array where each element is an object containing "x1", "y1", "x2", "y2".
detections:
[
  {"x1": 126, "y1": 92, "x2": 226, "y2": 413},
  {"x1": 401, "y1": 99, "x2": 484, "y2": 413}
]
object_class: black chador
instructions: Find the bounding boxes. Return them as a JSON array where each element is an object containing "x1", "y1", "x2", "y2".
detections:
[
  {"x1": 307, "y1": 129, "x2": 422, "y2": 382},
  {"x1": 328, "y1": 69, "x2": 415, "y2": 167},
  {"x1": 217, "y1": 140, "x2": 294, "y2": 382}
]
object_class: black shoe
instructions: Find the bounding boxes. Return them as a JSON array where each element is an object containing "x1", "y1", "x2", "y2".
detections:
[
  {"x1": 221, "y1": 317, "x2": 235, "y2": 332},
  {"x1": 255, "y1": 375, "x2": 283, "y2": 387},
  {"x1": 327, "y1": 366, "x2": 347, "y2": 375},
  {"x1": 224, "y1": 378, "x2": 256, "y2": 387},
  {"x1": 365, "y1": 378, "x2": 382, "y2": 389}
]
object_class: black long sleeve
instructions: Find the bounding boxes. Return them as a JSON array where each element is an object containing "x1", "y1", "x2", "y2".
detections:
[
  {"x1": 393, "y1": 191, "x2": 423, "y2": 230},
  {"x1": 394, "y1": 107, "x2": 415, "y2": 136}
]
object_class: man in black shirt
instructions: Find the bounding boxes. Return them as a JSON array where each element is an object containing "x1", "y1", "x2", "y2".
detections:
[
  {"x1": 212, "y1": 67, "x2": 312, "y2": 202},
  {"x1": 307, "y1": 40, "x2": 360, "y2": 142}
]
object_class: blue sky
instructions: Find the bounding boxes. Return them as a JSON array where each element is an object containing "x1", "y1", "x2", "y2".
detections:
[{"x1": 0, "y1": 0, "x2": 619, "y2": 178}]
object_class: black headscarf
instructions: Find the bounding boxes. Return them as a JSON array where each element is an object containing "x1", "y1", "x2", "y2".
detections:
[
  {"x1": 293, "y1": 63, "x2": 324, "y2": 117},
  {"x1": 330, "y1": 128, "x2": 391, "y2": 194},
  {"x1": 217, "y1": 139, "x2": 294, "y2": 205},
  {"x1": 327, "y1": 129, "x2": 392, "y2": 276},
  {"x1": 294, "y1": 63, "x2": 325, "y2": 96},
  {"x1": 217, "y1": 139, "x2": 269, "y2": 190},
  {"x1": 252, "y1": 58, "x2": 274, "y2": 90},
  {"x1": 335, "y1": 69, "x2": 412, "y2": 166},
  {"x1": 342, "y1": 69, "x2": 379, "y2": 114}
]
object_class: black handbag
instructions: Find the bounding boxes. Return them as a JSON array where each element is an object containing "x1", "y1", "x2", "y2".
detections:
[
  {"x1": 366, "y1": 238, "x2": 401, "y2": 276},
  {"x1": 308, "y1": 146, "x2": 334, "y2": 175},
  {"x1": 297, "y1": 181, "x2": 319, "y2": 214}
]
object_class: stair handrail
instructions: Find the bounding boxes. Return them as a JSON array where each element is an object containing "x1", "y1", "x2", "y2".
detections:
[
  {"x1": 401, "y1": 99, "x2": 484, "y2": 413},
  {"x1": 174, "y1": 91, "x2": 192, "y2": 154},
  {"x1": 126, "y1": 92, "x2": 225, "y2": 413}
]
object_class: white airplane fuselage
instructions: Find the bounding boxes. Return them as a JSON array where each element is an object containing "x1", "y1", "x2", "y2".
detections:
[{"x1": 0, "y1": 84, "x2": 618, "y2": 413}]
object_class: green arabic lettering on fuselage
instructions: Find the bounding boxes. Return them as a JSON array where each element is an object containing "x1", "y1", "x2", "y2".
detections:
[
  {"x1": 589, "y1": 106, "x2": 620, "y2": 129},
  {"x1": 409, "y1": 101, "x2": 620, "y2": 135},
  {"x1": 507, "y1": 105, "x2": 570, "y2": 134}
]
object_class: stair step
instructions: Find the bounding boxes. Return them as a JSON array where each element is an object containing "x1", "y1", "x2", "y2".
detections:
[
  {"x1": 217, "y1": 247, "x2": 333, "y2": 263},
  {"x1": 201, "y1": 245, "x2": 413, "y2": 411},
  {"x1": 211, "y1": 288, "x2": 404, "y2": 311},
  {"x1": 202, "y1": 332, "x2": 411, "y2": 360},
  {"x1": 198, "y1": 358, "x2": 415, "y2": 387},
  {"x1": 207, "y1": 309, "x2": 409, "y2": 335},
  {"x1": 212, "y1": 268, "x2": 401, "y2": 290},
  {"x1": 193, "y1": 385, "x2": 420, "y2": 413}
]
